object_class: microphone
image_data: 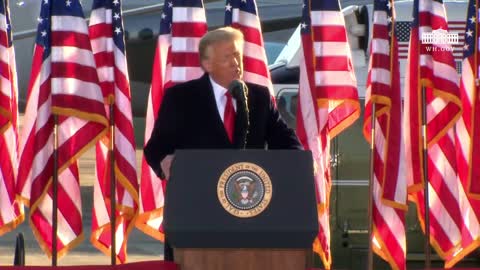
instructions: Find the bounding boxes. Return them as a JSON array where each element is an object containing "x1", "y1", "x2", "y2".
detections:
[
  {"x1": 228, "y1": 79, "x2": 249, "y2": 149},
  {"x1": 228, "y1": 79, "x2": 247, "y2": 103}
]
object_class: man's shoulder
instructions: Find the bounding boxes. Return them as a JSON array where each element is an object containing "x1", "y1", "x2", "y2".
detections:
[
  {"x1": 245, "y1": 82, "x2": 271, "y2": 100},
  {"x1": 164, "y1": 75, "x2": 209, "y2": 98}
]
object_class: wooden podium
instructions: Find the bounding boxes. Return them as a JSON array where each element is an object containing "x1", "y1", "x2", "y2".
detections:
[
  {"x1": 165, "y1": 150, "x2": 318, "y2": 270},
  {"x1": 175, "y1": 248, "x2": 311, "y2": 270}
]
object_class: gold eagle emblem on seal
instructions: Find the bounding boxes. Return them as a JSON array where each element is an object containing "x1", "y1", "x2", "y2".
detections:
[{"x1": 217, "y1": 162, "x2": 272, "y2": 218}]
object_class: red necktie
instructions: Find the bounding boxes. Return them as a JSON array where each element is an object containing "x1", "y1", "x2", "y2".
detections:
[{"x1": 224, "y1": 92, "x2": 235, "y2": 142}]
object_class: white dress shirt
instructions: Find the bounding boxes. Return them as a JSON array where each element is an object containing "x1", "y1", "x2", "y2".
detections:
[{"x1": 209, "y1": 76, "x2": 237, "y2": 122}]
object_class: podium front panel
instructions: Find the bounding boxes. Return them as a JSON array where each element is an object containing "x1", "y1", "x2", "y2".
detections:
[{"x1": 164, "y1": 149, "x2": 318, "y2": 248}]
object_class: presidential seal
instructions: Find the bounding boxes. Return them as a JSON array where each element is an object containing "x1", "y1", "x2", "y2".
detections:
[{"x1": 217, "y1": 162, "x2": 272, "y2": 218}]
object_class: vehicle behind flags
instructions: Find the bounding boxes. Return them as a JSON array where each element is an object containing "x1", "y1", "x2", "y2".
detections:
[
  {"x1": 224, "y1": 0, "x2": 273, "y2": 94},
  {"x1": 16, "y1": 0, "x2": 108, "y2": 258},
  {"x1": 363, "y1": 1, "x2": 407, "y2": 269},
  {"x1": 296, "y1": 0, "x2": 359, "y2": 268},
  {"x1": 404, "y1": 0, "x2": 476, "y2": 267},
  {"x1": 454, "y1": 0, "x2": 480, "y2": 264},
  {"x1": 0, "y1": 0, "x2": 23, "y2": 236},
  {"x1": 136, "y1": 0, "x2": 207, "y2": 241},
  {"x1": 88, "y1": 0, "x2": 138, "y2": 263}
]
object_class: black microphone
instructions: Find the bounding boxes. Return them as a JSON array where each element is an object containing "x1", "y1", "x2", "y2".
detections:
[
  {"x1": 228, "y1": 79, "x2": 247, "y2": 103},
  {"x1": 228, "y1": 79, "x2": 249, "y2": 149}
]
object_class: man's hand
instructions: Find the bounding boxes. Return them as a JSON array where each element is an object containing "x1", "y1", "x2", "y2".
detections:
[{"x1": 160, "y1": 154, "x2": 175, "y2": 179}]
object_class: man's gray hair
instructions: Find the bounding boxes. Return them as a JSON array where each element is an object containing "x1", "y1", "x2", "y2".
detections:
[{"x1": 199, "y1": 26, "x2": 244, "y2": 61}]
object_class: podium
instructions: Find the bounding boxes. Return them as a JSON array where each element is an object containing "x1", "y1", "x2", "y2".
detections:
[{"x1": 164, "y1": 150, "x2": 318, "y2": 270}]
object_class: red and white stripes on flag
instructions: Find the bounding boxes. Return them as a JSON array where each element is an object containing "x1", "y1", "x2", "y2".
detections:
[
  {"x1": 136, "y1": 0, "x2": 207, "y2": 241},
  {"x1": 224, "y1": 0, "x2": 273, "y2": 94},
  {"x1": 88, "y1": 0, "x2": 138, "y2": 263},
  {"x1": 458, "y1": 0, "x2": 480, "y2": 199},
  {"x1": 363, "y1": 1, "x2": 407, "y2": 269},
  {"x1": 454, "y1": 0, "x2": 480, "y2": 264},
  {"x1": 404, "y1": 0, "x2": 476, "y2": 267},
  {"x1": 0, "y1": 0, "x2": 23, "y2": 236},
  {"x1": 297, "y1": 1, "x2": 359, "y2": 268},
  {"x1": 17, "y1": 0, "x2": 108, "y2": 258}
]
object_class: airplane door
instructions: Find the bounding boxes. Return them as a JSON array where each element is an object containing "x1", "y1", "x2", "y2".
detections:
[{"x1": 328, "y1": 98, "x2": 370, "y2": 268}]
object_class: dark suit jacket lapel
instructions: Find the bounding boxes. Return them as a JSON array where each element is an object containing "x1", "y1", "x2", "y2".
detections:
[{"x1": 198, "y1": 74, "x2": 233, "y2": 146}]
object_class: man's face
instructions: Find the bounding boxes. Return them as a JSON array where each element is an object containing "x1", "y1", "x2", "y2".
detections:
[{"x1": 202, "y1": 39, "x2": 243, "y2": 88}]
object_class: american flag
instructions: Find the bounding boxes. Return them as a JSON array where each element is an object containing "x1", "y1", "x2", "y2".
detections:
[
  {"x1": 88, "y1": 0, "x2": 138, "y2": 263},
  {"x1": 404, "y1": 0, "x2": 476, "y2": 267},
  {"x1": 0, "y1": 0, "x2": 23, "y2": 236},
  {"x1": 296, "y1": 0, "x2": 359, "y2": 268},
  {"x1": 396, "y1": 20, "x2": 465, "y2": 63},
  {"x1": 454, "y1": 0, "x2": 480, "y2": 264},
  {"x1": 17, "y1": 0, "x2": 108, "y2": 258},
  {"x1": 363, "y1": 1, "x2": 406, "y2": 269},
  {"x1": 224, "y1": 0, "x2": 273, "y2": 93},
  {"x1": 458, "y1": 0, "x2": 480, "y2": 200},
  {"x1": 136, "y1": 0, "x2": 207, "y2": 241}
]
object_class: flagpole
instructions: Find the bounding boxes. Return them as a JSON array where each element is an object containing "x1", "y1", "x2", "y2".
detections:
[
  {"x1": 367, "y1": 102, "x2": 376, "y2": 270},
  {"x1": 52, "y1": 114, "x2": 59, "y2": 266},
  {"x1": 109, "y1": 103, "x2": 116, "y2": 265},
  {"x1": 421, "y1": 85, "x2": 431, "y2": 269}
]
